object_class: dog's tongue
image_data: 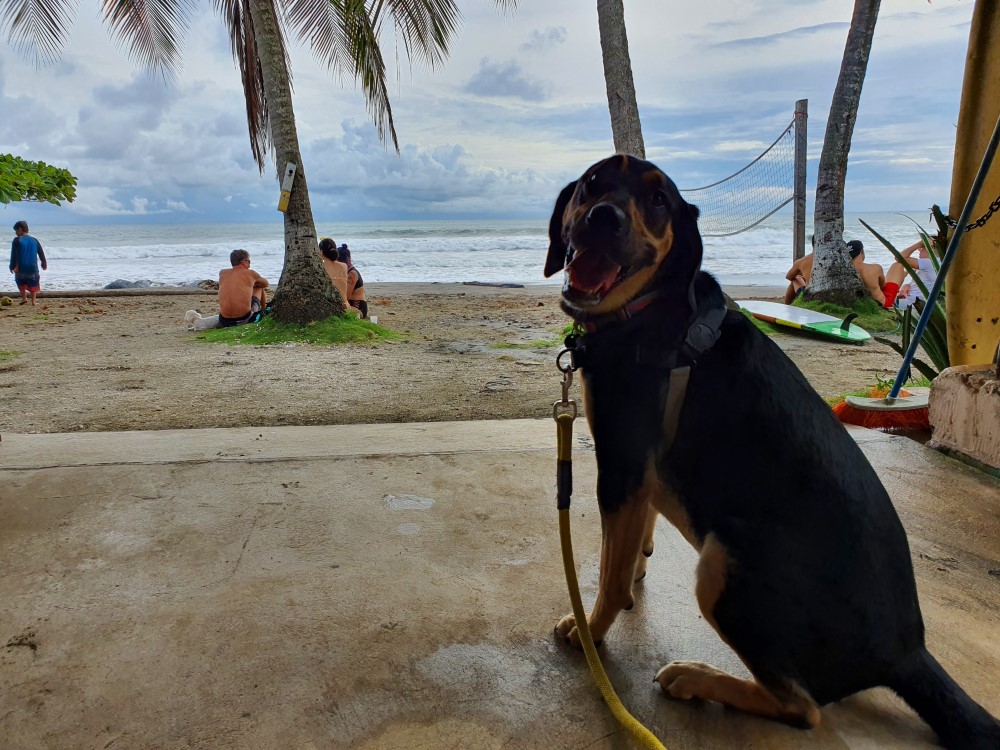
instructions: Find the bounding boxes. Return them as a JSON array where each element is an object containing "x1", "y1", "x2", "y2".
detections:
[{"x1": 566, "y1": 251, "x2": 621, "y2": 295}]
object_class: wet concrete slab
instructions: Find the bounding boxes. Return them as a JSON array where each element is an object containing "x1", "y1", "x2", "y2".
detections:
[{"x1": 1, "y1": 420, "x2": 998, "y2": 749}]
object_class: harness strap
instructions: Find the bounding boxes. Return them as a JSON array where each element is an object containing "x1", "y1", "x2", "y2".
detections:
[
  {"x1": 662, "y1": 366, "x2": 691, "y2": 450},
  {"x1": 568, "y1": 298, "x2": 728, "y2": 372}
]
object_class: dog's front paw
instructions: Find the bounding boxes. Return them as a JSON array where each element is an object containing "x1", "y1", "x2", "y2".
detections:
[
  {"x1": 655, "y1": 660, "x2": 723, "y2": 701},
  {"x1": 555, "y1": 614, "x2": 581, "y2": 647},
  {"x1": 554, "y1": 614, "x2": 603, "y2": 650}
]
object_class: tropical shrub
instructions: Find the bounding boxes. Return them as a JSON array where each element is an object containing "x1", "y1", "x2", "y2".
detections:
[{"x1": 0, "y1": 154, "x2": 77, "y2": 205}]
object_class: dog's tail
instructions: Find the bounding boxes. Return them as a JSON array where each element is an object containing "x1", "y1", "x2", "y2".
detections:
[{"x1": 888, "y1": 647, "x2": 1000, "y2": 749}]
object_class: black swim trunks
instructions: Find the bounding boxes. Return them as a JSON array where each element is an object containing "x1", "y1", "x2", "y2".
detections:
[
  {"x1": 218, "y1": 296, "x2": 263, "y2": 328},
  {"x1": 349, "y1": 299, "x2": 368, "y2": 319}
]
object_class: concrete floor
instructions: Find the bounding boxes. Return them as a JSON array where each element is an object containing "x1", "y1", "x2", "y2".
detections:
[{"x1": 1, "y1": 420, "x2": 998, "y2": 749}]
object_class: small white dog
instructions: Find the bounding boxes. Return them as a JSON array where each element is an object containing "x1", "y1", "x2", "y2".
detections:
[{"x1": 184, "y1": 309, "x2": 220, "y2": 331}]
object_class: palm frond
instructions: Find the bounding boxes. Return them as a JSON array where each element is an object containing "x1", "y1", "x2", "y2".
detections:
[
  {"x1": 345, "y1": 0, "x2": 396, "y2": 149},
  {"x1": 382, "y1": 0, "x2": 460, "y2": 70},
  {"x1": 279, "y1": 0, "x2": 353, "y2": 76},
  {"x1": 214, "y1": 0, "x2": 283, "y2": 171},
  {"x1": 100, "y1": 0, "x2": 196, "y2": 81},
  {"x1": 1, "y1": 0, "x2": 77, "y2": 65},
  {"x1": 277, "y1": 0, "x2": 513, "y2": 151},
  {"x1": 280, "y1": 0, "x2": 397, "y2": 149}
]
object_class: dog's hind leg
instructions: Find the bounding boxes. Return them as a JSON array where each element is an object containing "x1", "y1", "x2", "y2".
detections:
[
  {"x1": 656, "y1": 661, "x2": 820, "y2": 728},
  {"x1": 655, "y1": 533, "x2": 821, "y2": 728},
  {"x1": 555, "y1": 497, "x2": 649, "y2": 648}
]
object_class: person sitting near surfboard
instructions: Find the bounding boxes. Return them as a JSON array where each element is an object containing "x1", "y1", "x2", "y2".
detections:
[
  {"x1": 785, "y1": 239, "x2": 885, "y2": 306},
  {"x1": 847, "y1": 240, "x2": 887, "y2": 307},
  {"x1": 783, "y1": 235, "x2": 815, "y2": 304},
  {"x1": 882, "y1": 240, "x2": 937, "y2": 310}
]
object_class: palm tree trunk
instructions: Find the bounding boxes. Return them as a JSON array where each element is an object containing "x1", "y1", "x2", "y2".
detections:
[
  {"x1": 245, "y1": 0, "x2": 345, "y2": 324},
  {"x1": 807, "y1": 0, "x2": 880, "y2": 307},
  {"x1": 597, "y1": 0, "x2": 644, "y2": 159}
]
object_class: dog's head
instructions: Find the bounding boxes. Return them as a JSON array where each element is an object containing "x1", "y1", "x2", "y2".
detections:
[
  {"x1": 544, "y1": 155, "x2": 703, "y2": 319},
  {"x1": 184, "y1": 309, "x2": 200, "y2": 330}
]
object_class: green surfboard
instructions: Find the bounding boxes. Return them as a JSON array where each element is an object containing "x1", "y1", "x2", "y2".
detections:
[{"x1": 737, "y1": 300, "x2": 871, "y2": 344}]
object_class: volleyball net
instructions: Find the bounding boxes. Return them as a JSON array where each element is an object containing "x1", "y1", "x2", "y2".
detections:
[{"x1": 679, "y1": 104, "x2": 804, "y2": 243}]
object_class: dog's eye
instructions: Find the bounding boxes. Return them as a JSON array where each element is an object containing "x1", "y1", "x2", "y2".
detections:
[{"x1": 651, "y1": 190, "x2": 667, "y2": 208}]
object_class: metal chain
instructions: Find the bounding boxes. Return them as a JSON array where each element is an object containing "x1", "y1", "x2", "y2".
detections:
[{"x1": 944, "y1": 192, "x2": 1000, "y2": 231}]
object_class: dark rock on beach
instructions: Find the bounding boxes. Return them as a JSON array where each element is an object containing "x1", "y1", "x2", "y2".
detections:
[
  {"x1": 104, "y1": 279, "x2": 154, "y2": 290},
  {"x1": 462, "y1": 281, "x2": 525, "y2": 289}
]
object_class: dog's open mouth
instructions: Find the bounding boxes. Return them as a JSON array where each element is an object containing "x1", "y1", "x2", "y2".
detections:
[{"x1": 564, "y1": 247, "x2": 628, "y2": 303}]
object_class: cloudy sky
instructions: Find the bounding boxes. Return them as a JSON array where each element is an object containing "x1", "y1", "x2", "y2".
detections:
[{"x1": 1, "y1": 0, "x2": 976, "y2": 225}]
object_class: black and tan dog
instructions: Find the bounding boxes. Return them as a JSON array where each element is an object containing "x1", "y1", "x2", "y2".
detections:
[{"x1": 546, "y1": 155, "x2": 1000, "y2": 749}]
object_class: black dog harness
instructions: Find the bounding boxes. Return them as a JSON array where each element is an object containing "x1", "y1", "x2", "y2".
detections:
[{"x1": 560, "y1": 294, "x2": 728, "y2": 450}]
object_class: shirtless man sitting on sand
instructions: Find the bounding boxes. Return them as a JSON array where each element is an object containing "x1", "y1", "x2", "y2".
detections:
[
  {"x1": 218, "y1": 249, "x2": 269, "y2": 327},
  {"x1": 784, "y1": 252, "x2": 814, "y2": 304},
  {"x1": 847, "y1": 240, "x2": 886, "y2": 306},
  {"x1": 783, "y1": 235, "x2": 815, "y2": 304}
]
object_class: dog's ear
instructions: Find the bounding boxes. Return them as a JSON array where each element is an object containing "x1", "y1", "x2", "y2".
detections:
[
  {"x1": 544, "y1": 181, "x2": 578, "y2": 278},
  {"x1": 666, "y1": 198, "x2": 705, "y2": 283}
]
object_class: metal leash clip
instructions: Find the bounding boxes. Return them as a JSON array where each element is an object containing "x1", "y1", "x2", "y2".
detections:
[{"x1": 553, "y1": 349, "x2": 578, "y2": 421}]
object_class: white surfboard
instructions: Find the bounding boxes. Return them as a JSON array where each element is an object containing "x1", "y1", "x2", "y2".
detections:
[{"x1": 737, "y1": 300, "x2": 871, "y2": 344}]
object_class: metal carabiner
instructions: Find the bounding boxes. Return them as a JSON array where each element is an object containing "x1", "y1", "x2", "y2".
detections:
[{"x1": 553, "y1": 348, "x2": 578, "y2": 420}]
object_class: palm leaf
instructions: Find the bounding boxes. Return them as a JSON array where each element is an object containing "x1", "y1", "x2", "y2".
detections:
[
  {"x1": 280, "y1": 0, "x2": 397, "y2": 149},
  {"x1": 279, "y1": 0, "x2": 353, "y2": 75},
  {"x1": 214, "y1": 0, "x2": 281, "y2": 171},
  {"x1": 1, "y1": 0, "x2": 76, "y2": 64},
  {"x1": 279, "y1": 0, "x2": 514, "y2": 152},
  {"x1": 381, "y1": 0, "x2": 460, "y2": 70},
  {"x1": 100, "y1": 0, "x2": 195, "y2": 81}
]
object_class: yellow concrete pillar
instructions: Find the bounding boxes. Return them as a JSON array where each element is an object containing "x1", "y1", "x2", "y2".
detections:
[{"x1": 947, "y1": 1, "x2": 1000, "y2": 365}]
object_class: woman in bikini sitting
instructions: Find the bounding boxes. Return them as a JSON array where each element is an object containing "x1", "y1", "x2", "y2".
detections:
[{"x1": 337, "y1": 244, "x2": 368, "y2": 319}]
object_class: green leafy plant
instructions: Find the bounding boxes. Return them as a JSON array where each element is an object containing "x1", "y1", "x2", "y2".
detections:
[
  {"x1": 861, "y1": 206, "x2": 951, "y2": 379},
  {"x1": 0, "y1": 154, "x2": 77, "y2": 205},
  {"x1": 195, "y1": 314, "x2": 401, "y2": 346}
]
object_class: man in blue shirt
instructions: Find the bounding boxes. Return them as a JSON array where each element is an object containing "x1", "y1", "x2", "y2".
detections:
[{"x1": 9, "y1": 220, "x2": 48, "y2": 305}]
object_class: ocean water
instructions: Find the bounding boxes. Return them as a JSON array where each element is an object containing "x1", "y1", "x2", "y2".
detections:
[{"x1": 3, "y1": 212, "x2": 938, "y2": 293}]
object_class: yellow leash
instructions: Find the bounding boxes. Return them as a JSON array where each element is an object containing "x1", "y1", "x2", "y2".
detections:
[{"x1": 554, "y1": 364, "x2": 668, "y2": 750}]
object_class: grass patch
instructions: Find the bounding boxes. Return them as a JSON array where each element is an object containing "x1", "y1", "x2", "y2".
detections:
[
  {"x1": 490, "y1": 323, "x2": 576, "y2": 350},
  {"x1": 793, "y1": 297, "x2": 897, "y2": 333},
  {"x1": 0, "y1": 349, "x2": 19, "y2": 362},
  {"x1": 195, "y1": 314, "x2": 402, "y2": 346},
  {"x1": 490, "y1": 338, "x2": 562, "y2": 350}
]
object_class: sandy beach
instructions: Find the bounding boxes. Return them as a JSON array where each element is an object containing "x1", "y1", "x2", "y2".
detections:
[{"x1": 0, "y1": 283, "x2": 901, "y2": 434}]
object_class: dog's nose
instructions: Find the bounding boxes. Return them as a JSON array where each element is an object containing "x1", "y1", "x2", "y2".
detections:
[{"x1": 586, "y1": 203, "x2": 627, "y2": 236}]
